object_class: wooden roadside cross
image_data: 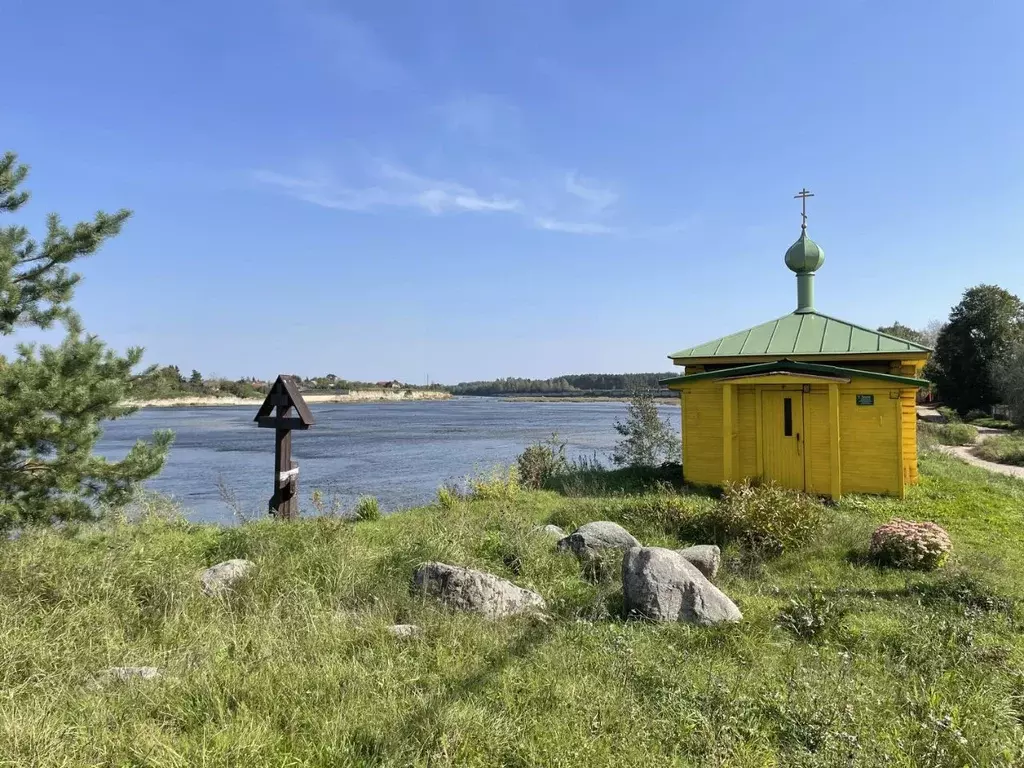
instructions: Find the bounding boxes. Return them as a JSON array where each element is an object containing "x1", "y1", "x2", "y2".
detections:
[{"x1": 254, "y1": 375, "x2": 314, "y2": 520}]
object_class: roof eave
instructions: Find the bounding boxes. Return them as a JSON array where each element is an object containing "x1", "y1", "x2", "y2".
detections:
[
  {"x1": 661, "y1": 360, "x2": 929, "y2": 388},
  {"x1": 669, "y1": 350, "x2": 931, "y2": 365}
]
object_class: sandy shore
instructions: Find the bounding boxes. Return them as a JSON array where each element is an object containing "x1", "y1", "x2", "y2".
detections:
[{"x1": 127, "y1": 391, "x2": 452, "y2": 408}]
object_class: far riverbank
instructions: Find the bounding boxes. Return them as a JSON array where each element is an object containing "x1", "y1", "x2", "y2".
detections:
[{"x1": 127, "y1": 390, "x2": 451, "y2": 408}]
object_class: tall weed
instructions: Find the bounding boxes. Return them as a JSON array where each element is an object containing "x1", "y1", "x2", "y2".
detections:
[
  {"x1": 516, "y1": 434, "x2": 569, "y2": 489},
  {"x1": 776, "y1": 588, "x2": 848, "y2": 641},
  {"x1": 352, "y1": 496, "x2": 381, "y2": 522},
  {"x1": 708, "y1": 481, "x2": 824, "y2": 555},
  {"x1": 467, "y1": 465, "x2": 521, "y2": 501}
]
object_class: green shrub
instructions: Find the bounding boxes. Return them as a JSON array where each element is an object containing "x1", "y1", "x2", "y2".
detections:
[
  {"x1": 869, "y1": 518, "x2": 952, "y2": 571},
  {"x1": 777, "y1": 588, "x2": 847, "y2": 641},
  {"x1": 973, "y1": 433, "x2": 1024, "y2": 466},
  {"x1": 352, "y1": 496, "x2": 381, "y2": 521},
  {"x1": 708, "y1": 481, "x2": 824, "y2": 555},
  {"x1": 936, "y1": 423, "x2": 978, "y2": 445},
  {"x1": 468, "y1": 465, "x2": 521, "y2": 501},
  {"x1": 516, "y1": 434, "x2": 569, "y2": 489},
  {"x1": 965, "y1": 409, "x2": 989, "y2": 422},
  {"x1": 436, "y1": 483, "x2": 462, "y2": 510},
  {"x1": 612, "y1": 391, "x2": 680, "y2": 467},
  {"x1": 937, "y1": 406, "x2": 962, "y2": 423}
]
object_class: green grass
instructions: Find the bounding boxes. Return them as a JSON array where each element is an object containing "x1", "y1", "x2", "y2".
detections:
[
  {"x1": 974, "y1": 433, "x2": 1024, "y2": 466},
  {"x1": 970, "y1": 417, "x2": 1018, "y2": 430},
  {"x1": 920, "y1": 421, "x2": 980, "y2": 446},
  {"x1": 3, "y1": 456, "x2": 1024, "y2": 766}
]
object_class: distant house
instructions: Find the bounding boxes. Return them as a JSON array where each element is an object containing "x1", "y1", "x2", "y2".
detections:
[{"x1": 376, "y1": 380, "x2": 404, "y2": 390}]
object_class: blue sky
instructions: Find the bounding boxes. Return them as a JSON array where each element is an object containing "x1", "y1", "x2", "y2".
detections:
[{"x1": 4, "y1": 0, "x2": 1023, "y2": 383}]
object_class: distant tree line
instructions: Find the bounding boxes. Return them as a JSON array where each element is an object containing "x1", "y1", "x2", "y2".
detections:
[
  {"x1": 449, "y1": 372, "x2": 677, "y2": 396},
  {"x1": 128, "y1": 366, "x2": 267, "y2": 400},
  {"x1": 295, "y1": 374, "x2": 444, "y2": 393}
]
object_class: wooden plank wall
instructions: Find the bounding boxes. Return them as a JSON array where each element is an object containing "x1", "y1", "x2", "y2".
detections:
[
  {"x1": 900, "y1": 389, "x2": 919, "y2": 485},
  {"x1": 682, "y1": 384, "x2": 723, "y2": 485},
  {"x1": 839, "y1": 382, "x2": 901, "y2": 495}
]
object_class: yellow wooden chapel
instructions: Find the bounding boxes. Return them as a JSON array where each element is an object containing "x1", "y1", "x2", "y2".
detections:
[{"x1": 661, "y1": 192, "x2": 931, "y2": 498}]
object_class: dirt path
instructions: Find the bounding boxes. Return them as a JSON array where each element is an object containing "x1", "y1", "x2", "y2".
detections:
[
  {"x1": 937, "y1": 444, "x2": 1024, "y2": 479},
  {"x1": 918, "y1": 406, "x2": 1024, "y2": 479}
]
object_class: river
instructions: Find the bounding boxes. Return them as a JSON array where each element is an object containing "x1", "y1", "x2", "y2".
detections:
[{"x1": 96, "y1": 398, "x2": 681, "y2": 524}]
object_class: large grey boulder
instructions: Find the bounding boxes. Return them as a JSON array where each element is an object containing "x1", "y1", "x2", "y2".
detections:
[
  {"x1": 413, "y1": 562, "x2": 546, "y2": 619},
  {"x1": 622, "y1": 547, "x2": 742, "y2": 625},
  {"x1": 677, "y1": 545, "x2": 721, "y2": 580},
  {"x1": 557, "y1": 521, "x2": 639, "y2": 559},
  {"x1": 200, "y1": 559, "x2": 255, "y2": 596}
]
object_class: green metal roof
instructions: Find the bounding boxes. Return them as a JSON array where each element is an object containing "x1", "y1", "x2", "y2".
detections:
[
  {"x1": 669, "y1": 311, "x2": 933, "y2": 360},
  {"x1": 660, "y1": 360, "x2": 929, "y2": 388}
]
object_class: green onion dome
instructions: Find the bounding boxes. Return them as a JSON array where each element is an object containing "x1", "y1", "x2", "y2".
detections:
[{"x1": 785, "y1": 232, "x2": 825, "y2": 274}]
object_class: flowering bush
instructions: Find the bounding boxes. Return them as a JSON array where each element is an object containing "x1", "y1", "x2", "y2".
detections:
[{"x1": 869, "y1": 518, "x2": 952, "y2": 570}]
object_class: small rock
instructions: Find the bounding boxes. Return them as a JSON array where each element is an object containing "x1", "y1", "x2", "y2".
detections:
[
  {"x1": 535, "y1": 524, "x2": 567, "y2": 540},
  {"x1": 412, "y1": 562, "x2": 546, "y2": 619},
  {"x1": 200, "y1": 559, "x2": 255, "y2": 596},
  {"x1": 387, "y1": 624, "x2": 423, "y2": 639},
  {"x1": 622, "y1": 547, "x2": 741, "y2": 625},
  {"x1": 677, "y1": 544, "x2": 721, "y2": 580},
  {"x1": 557, "y1": 521, "x2": 640, "y2": 559},
  {"x1": 102, "y1": 666, "x2": 161, "y2": 683}
]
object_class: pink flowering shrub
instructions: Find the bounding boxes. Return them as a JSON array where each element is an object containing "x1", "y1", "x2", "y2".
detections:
[{"x1": 869, "y1": 518, "x2": 952, "y2": 570}]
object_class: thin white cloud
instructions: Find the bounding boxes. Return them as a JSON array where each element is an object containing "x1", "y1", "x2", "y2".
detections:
[
  {"x1": 534, "y1": 217, "x2": 618, "y2": 235},
  {"x1": 564, "y1": 172, "x2": 618, "y2": 214},
  {"x1": 252, "y1": 163, "x2": 521, "y2": 216},
  {"x1": 415, "y1": 189, "x2": 521, "y2": 214},
  {"x1": 252, "y1": 159, "x2": 659, "y2": 236}
]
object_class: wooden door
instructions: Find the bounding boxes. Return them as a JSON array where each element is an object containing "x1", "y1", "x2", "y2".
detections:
[{"x1": 761, "y1": 390, "x2": 805, "y2": 490}]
